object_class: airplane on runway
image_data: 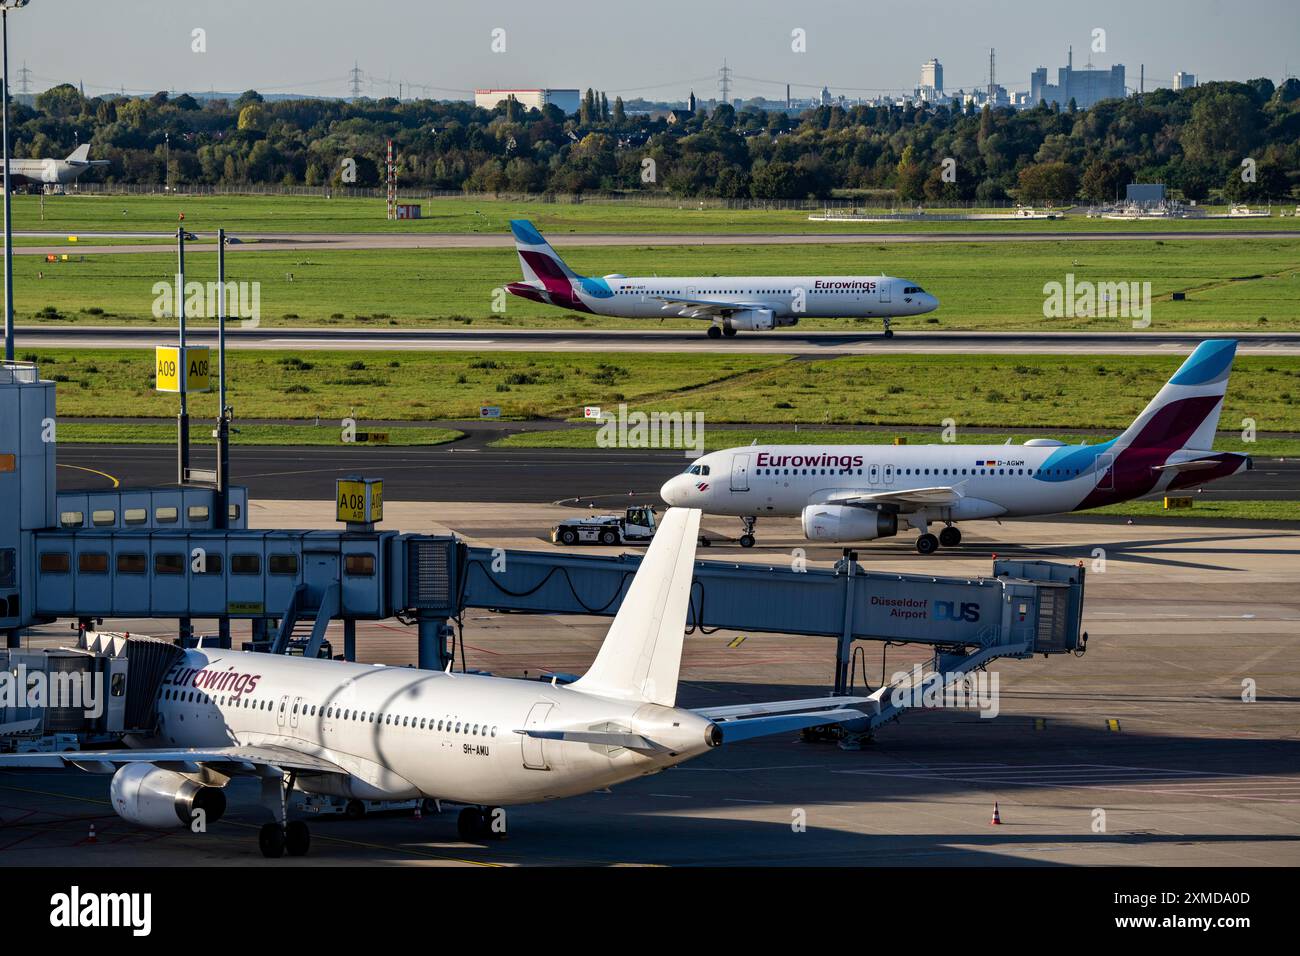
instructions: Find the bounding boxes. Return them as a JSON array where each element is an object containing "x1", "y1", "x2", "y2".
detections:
[
  {"x1": 661, "y1": 339, "x2": 1251, "y2": 554},
  {"x1": 0, "y1": 509, "x2": 871, "y2": 857},
  {"x1": 505, "y1": 219, "x2": 939, "y2": 338},
  {"x1": 5, "y1": 144, "x2": 110, "y2": 186}
]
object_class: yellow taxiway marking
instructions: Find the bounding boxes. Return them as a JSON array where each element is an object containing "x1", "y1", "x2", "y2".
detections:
[
  {"x1": 727, "y1": 636, "x2": 747, "y2": 648},
  {"x1": 55, "y1": 463, "x2": 120, "y2": 488}
]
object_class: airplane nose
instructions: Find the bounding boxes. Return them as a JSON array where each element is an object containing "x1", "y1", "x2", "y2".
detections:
[{"x1": 660, "y1": 475, "x2": 693, "y2": 506}]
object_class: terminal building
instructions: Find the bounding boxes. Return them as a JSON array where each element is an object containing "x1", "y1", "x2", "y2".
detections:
[
  {"x1": 473, "y1": 88, "x2": 580, "y2": 115},
  {"x1": 1031, "y1": 48, "x2": 1126, "y2": 109}
]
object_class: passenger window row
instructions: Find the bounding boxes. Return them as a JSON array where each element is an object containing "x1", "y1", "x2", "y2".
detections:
[
  {"x1": 59, "y1": 504, "x2": 240, "y2": 529},
  {"x1": 159, "y1": 687, "x2": 498, "y2": 738}
]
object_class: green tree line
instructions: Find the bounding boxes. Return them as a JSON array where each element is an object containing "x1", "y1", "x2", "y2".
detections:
[{"x1": 15, "y1": 78, "x2": 1300, "y2": 203}]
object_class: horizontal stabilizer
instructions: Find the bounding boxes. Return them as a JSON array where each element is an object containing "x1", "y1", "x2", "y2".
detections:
[
  {"x1": 695, "y1": 695, "x2": 877, "y2": 721},
  {"x1": 1151, "y1": 458, "x2": 1222, "y2": 473},
  {"x1": 517, "y1": 728, "x2": 666, "y2": 753},
  {"x1": 714, "y1": 708, "x2": 867, "y2": 744}
]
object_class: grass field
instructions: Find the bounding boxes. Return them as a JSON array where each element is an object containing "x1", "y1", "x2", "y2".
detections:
[
  {"x1": 17, "y1": 193, "x2": 1300, "y2": 237},
  {"x1": 58, "y1": 423, "x2": 463, "y2": 446},
  {"x1": 1090, "y1": 500, "x2": 1300, "y2": 521},
  {"x1": 14, "y1": 237, "x2": 1300, "y2": 331},
  {"x1": 25, "y1": 348, "x2": 1300, "y2": 434}
]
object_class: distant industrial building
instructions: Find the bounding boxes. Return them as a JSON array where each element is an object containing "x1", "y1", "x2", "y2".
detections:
[
  {"x1": 1126, "y1": 183, "x2": 1167, "y2": 204},
  {"x1": 1031, "y1": 48, "x2": 1126, "y2": 109},
  {"x1": 919, "y1": 58, "x2": 943, "y2": 100},
  {"x1": 1173, "y1": 71, "x2": 1197, "y2": 90},
  {"x1": 473, "y1": 88, "x2": 580, "y2": 115}
]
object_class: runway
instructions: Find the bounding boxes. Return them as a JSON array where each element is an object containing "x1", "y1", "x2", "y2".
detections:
[
  {"x1": 8, "y1": 226, "x2": 1298, "y2": 257},
  {"x1": 21, "y1": 326, "x2": 1300, "y2": 355},
  {"x1": 54, "y1": 440, "x2": 1300, "y2": 504}
]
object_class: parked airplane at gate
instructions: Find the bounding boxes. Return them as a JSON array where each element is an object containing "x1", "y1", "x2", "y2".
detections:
[
  {"x1": 0, "y1": 509, "x2": 870, "y2": 857},
  {"x1": 661, "y1": 340, "x2": 1250, "y2": 553},
  {"x1": 6, "y1": 144, "x2": 109, "y2": 186},
  {"x1": 505, "y1": 219, "x2": 938, "y2": 338}
]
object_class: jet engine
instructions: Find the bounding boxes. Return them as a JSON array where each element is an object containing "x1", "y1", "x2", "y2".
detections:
[
  {"x1": 802, "y1": 504, "x2": 898, "y2": 542},
  {"x1": 727, "y1": 308, "x2": 776, "y2": 332},
  {"x1": 110, "y1": 762, "x2": 226, "y2": 829}
]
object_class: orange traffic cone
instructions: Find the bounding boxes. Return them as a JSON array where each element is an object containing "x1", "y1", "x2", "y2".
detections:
[
  {"x1": 87, "y1": 822, "x2": 98, "y2": 844},
  {"x1": 990, "y1": 802, "x2": 1002, "y2": 825}
]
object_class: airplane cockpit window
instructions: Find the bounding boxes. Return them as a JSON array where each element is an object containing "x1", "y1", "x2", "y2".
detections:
[{"x1": 904, "y1": 286, "x2": 925, "y2": 294}]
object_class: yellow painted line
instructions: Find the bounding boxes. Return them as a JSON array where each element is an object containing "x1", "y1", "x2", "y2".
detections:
[
  {"x1": 1034, "y1": 718, "x2": 1047, "y2": 731},
  {"x1": 1107, "y1": 718, "x2": 1122, "y2": 732},
  {"x1": 55, "y1": 463, "x2": 120, "y2": 488},
  {"x1": 727, "y1": 636, "x2": 747, "y2": 649}
]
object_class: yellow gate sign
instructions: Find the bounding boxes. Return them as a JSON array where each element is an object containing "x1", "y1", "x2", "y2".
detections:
[
  {"x1": 155, "y1": 346, "x2": 212, "y2": 393},
  {"x1": 337, "y1": 477, "x2": 383, "y2": 525}
]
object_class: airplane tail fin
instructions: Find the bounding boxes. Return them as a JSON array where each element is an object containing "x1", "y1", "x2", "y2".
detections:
[
  {"x1": 1114, "y1": 339, "x2": 1237, "y2": 453},
  {"x1": 66, "y1": 144, "x2": 91, "y2": 164},
  {"x1": 572, "y1": 508, "x2": 701, "y2": 707},
  {"x1": 510, "y1": 219, "x2": 579, "y2": 284}
]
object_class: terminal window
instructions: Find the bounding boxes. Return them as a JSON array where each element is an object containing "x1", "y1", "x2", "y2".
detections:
[
  {"x1": 155, "y1": 506, "x2": 179, "y2": 524},
  {"x1": 195, "y1": 553, "x2": 223, "y2": 575},
  {"x1": 116, "y1": 553, "x2": 147, "y2": 574},
  {"x1": 78, "y1": 552, "x2": 109, "y2": 574},
  {"x1": 92, "y1": 510, "x2": 116, "y2": 527},
  {"x1": 59, "y1": 511, "x2": 84, "y2": 528},
  {"x1": 269, "y1": 554, "x2": 299, "y2": 575},
  {"x1": 345, "y1": 554, "x2": 376, "y2": 576},
  {"x1": 154, "y1": 553, "x2": 185, "y2": 575},
  {"x1": 39, "y1": 552, "x2": 71, "y2": 574},
  {"x1": 123, "y1": 508, "x2": 148, "y2": 525},
  {"x1": 231, "y1": 554, "x2": 261, "y2": 575},
  {"x1": 188, "y1": 505, "x2": 210, "y2": 522}
]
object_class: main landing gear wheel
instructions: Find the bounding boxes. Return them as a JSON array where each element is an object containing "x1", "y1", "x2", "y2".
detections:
[
  {"x1": 457, "y1": 806, "x2": 484, "y2": 840},
  {"x1": 706, "y1": 325, "x2": 723, "y2": 339},
  {"x1": 421, "y1": 798, "x2": 441, "y2": 816},
  {"x1": 939, "y1": 526, "x2": 962, "y2": 547},
  {"x1": 259, "y1": 822, "x2": 286, "y2": 859},
  {"x1": 284, "y1": 820, "x2": 311, "y2": 857},
  {"x1": 916, "y1": 533, "x2": 939, "y2": 555},
  {"x1": 344, "y1": 799, "x2": 366, "y2": 820},
  {"x1": 739, "y1": 534, "x2": 755, "y2": 548},
  {"x1": 722, "y1": 326, "x2": 738, "y2": 337},
  {"x1": 457, "y1": 805, "x2": 506, "y2": 840}
]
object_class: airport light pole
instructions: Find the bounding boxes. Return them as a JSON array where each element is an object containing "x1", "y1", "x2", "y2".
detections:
[{"x1": 1, "y1": 0, "x2": 29, "y2": 363}]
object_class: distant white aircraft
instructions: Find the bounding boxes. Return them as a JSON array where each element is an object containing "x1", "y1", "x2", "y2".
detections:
[
  {"x1": 0, "y1": 509, "x2": 870, "y2": 857},
  {"x1": 5, "y1": 144, "x2": 109, "y2": 186},
  {"x1": 506, "y1": 219, "x2": 939, "y2": 338},
  {"x1": 662, "y1": 340, "x2": 1251, "y2": 553}
]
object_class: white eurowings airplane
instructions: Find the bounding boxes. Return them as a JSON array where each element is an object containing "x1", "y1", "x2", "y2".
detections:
[
  {"x1": 0, "y1": 509, "x2": 870, "y2": 858},
  {"x1": 505, "y1": 219, "x2": 939, "y2": 338},
  {"x1": 661, "y1": 340, "x2": 1251, "y2": 554},
  {"x1": 7, "y1": 144, "x2": 109, "y2": 186}
]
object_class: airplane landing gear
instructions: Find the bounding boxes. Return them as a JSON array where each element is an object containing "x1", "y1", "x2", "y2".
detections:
[
  {"x1": 706, "y1": 325, "x2": 723, "y2": 339},
  {"x1": 939, "y1": 525, "x2": 961, "y2": 547},
  {"x1": 883, "y1": 317, "x2": 894, "y2": 338},
  {"x1": 722, "y1": 325, "x2": 738, "y2": 337},
  {"x1": 916, "y1": 533, "x2": 939, "y2": 555},
  {"x1": 739, "y1": 515, "x2": 756, "y2": 548},
  {"x1": 259, "y1": 771, "x2": 310, "y2": 858},
  {"x1": 457, "y1": 805, "x2": 507, "y2": 841}
]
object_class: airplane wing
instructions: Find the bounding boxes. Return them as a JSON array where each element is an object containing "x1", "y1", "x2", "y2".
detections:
[
  {"x1": 823, "y1": 485, "x2": 964, "y2": 508},
  {"x1": 0, "y1": 744, "x2": 348, "y2": 777},
  {"x1": 650, "y1": 296, "x2": 756, "y2": 318}
]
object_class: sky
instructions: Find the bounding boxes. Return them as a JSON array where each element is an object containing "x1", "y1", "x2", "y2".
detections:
[{"x1": 13, "y1": 0, "x2": 1300, "y2": 102}]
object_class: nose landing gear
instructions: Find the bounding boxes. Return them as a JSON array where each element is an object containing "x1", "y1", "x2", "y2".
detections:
[{"x1": 738, "y1": 515, "x2": 757, "y2": 548}]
